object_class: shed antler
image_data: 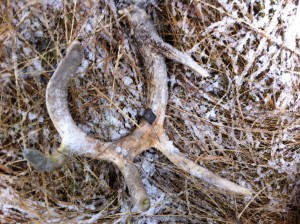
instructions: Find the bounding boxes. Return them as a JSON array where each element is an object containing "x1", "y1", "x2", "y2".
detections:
[{"x1": 24, "y1": 6, "x2": 252, "y2": 212}]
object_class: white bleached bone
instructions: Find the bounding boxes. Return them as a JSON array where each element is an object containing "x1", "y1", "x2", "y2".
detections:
[{"x1": 24, "y1": 6, "x2": 251, "y2": 212}]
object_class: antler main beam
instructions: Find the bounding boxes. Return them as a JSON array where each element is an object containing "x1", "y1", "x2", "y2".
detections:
[{"x1": 24, "y1": 5, "x2": 252, "y2": 212}]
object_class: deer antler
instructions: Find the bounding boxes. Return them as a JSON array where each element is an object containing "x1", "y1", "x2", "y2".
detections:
[{"x1": 24, "y1": 6, "x2": 252, "y2": 212}]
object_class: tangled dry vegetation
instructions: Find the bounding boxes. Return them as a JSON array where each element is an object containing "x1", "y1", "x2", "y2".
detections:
[{"x1": 0, "y1": 0, "x2": 300, "y2": 223}]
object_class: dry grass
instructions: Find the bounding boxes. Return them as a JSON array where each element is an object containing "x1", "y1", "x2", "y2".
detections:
[{"x1": 1, "y1": 0, "x2": 300, "y2": 223}]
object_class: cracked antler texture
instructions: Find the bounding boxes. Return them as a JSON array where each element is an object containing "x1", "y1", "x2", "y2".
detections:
[{"x1": 24, "y1": 5, "x2": 252, "y2": 212}]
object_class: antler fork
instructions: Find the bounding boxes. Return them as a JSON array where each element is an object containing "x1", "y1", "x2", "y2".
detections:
[{"x1": 24, "y1": 6, "x2": 252, "y2": 212}]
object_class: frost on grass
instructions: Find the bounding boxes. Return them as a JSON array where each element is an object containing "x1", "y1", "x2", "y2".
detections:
[
  {"x1": 0, "y1": 176, "x2": 39, "y2": 222},
  {"x1": 1, "y1": 0, "x2": 300, "y2": 223},
  {"x1": 166, "y1": 0, "x2": 300, "y2": 222}
]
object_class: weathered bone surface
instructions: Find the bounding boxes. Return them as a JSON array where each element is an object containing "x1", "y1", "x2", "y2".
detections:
[{"x1": 24, "y1": 6, "x2": 252, "y2": 212}]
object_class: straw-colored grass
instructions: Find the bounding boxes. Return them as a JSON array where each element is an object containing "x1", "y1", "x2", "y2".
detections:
[{"x1": 1, "y1": 0, "x2": 299, "y2": 223}]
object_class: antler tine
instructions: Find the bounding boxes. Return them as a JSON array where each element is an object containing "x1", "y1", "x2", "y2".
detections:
[
  {"x1": 24, "y1": 42, "x2": 103, "y2": 170},
  {"x1": 157, "y1": 135, "x2": 252, "y2": 195},
  {"x1": 119, "y1": 6, "x2": 209, "y2": 78},
  {"x1": 23, "y1": 42, "x2": 85, "y2": 171},
  {"x1": 46, "y1": 41, "x2": 84, "y2": 138}
]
